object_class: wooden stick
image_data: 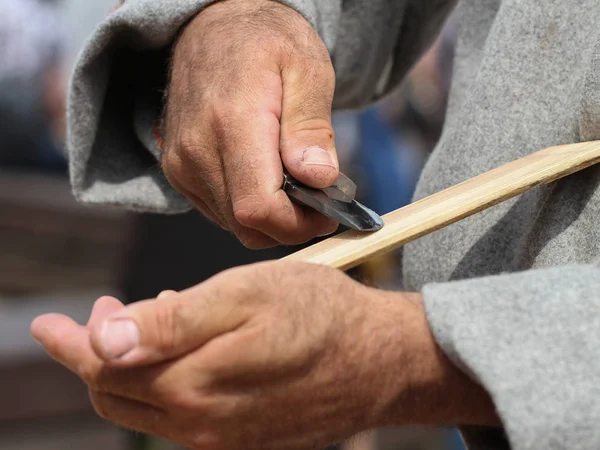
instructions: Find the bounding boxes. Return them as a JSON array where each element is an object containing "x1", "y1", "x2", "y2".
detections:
[{"x1": 283, "y1": 141, "x2": 600, "y2": 270}]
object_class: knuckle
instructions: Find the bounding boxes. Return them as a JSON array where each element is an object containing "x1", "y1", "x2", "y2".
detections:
[
  {"x1": 167, "y1": 389, "x2": 203, "y2": 412},
  {"x1": 153, "y1": 302, "x2": 183, "y2": 351},
  {"x1": 210, "y1": 102, "x2": 242, "y2": 132},
  {"x1": 77, "y1": 362, "x2": 99, "y2": 387},
  {"x1": 89, "y1": 391, "x2": 111, "y2": 420},
  {"x1": 166, "y1": 382, "x2": 219, "y2": 416},
  {"x1": 232, "y1": 197, "x2": 272, "y2": 228},
  {"x1": 177, "y1": 129, "x2": 204, "y2": 156},
  {"x1": 286, "y1": 117, "x2": 334, "y2": 136},
  {"x1": 161, "y1": 146, "x2": 183, "y2": 182},
  {"x1": 208, "y1": 102, "x2": 255, "y2": 151},
  {"x1": 238, "y1": 232, "x2": 270, "y2": 250}
]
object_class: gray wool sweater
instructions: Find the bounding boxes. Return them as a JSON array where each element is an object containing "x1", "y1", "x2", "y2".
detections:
[{"x1": 67, "y1": 0, "x2": 600, "y2": 449}]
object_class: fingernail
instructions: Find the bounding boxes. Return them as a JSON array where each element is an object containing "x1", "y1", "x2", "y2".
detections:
[
  {"x1": 302, "y1": 146, "x2": 336, "y2": 168},
  {"x1": 100, "y1": 318, "x2": 139, "y2": 360}
]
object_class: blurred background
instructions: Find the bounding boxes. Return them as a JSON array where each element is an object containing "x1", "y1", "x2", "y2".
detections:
[{"x1": 0, "y1": 1, "x2": 462, "y2": 449}]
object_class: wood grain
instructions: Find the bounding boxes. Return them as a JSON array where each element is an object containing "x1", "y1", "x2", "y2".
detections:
[{"x1": 283, "y1": 141, "x2": 600, "y2": 270}]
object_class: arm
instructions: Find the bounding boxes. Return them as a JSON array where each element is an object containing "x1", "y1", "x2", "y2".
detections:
[{"x1": 68, "y1": 0, "x2": 456, "y2": 214}]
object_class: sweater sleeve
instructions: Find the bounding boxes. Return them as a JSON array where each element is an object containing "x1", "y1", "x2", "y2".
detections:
[
  {"x1": 422, "y1": 263, "x2": 600, "y2": 450},
  {"x1": 66, "y1": 0, "x2": 456, "y2": 213}
]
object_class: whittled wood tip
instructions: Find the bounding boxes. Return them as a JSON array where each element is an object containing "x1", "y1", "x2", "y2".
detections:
[{"x1": 283, "y1": 141, "x2": 600, "y2": 270}]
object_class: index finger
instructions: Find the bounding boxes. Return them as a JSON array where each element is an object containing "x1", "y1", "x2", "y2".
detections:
[
  {"x1": 31, "y1": 313, "x2": 173, "y2": 407},
  {"x1": 32, "y1": 313, "x2": 98, "y2": 374},
  {"x1": 217, "y1": 72, "x2": 338, "y2": 244}
]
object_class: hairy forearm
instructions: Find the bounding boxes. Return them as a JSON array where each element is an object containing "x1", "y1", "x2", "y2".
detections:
[{"x1": 364, "y1": 290, "x2": 501, "y2": 428}]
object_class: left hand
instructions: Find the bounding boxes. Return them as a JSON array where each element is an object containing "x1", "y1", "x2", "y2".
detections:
[
  {"x1": 31, "y1": 261, "x2": 499, "y2": 449},
  {"x1": 31, "y1": 262, "x2": 405, "y2": 449}
]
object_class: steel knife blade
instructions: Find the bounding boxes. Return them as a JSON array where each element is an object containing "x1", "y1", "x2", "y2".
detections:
[{"x1": 282, "y1": 172, "x2": 384, "y2": 232}]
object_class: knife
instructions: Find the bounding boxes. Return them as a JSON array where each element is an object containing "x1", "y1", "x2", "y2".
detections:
[{"x1": 282, "y1": 171, "x2": 384, "y2": 232}]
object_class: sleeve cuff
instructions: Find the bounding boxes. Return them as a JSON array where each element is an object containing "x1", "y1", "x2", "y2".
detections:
[
  {"x1": 67, "y1": 0, "x2": 223, "y2": 213},
  {"x1": 422, "y1": 264, "x2": 600, "y2": 449}
]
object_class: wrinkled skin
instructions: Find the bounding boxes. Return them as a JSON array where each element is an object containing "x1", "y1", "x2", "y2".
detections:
[
  {"x1": 32, "y1": 262, "x2": 412, "y2": 449},
  {"x1": 162, "y1": 0, "x2": 341, "y2": 249},
  {"x1": 32, "y1": 261, "x2": 499, "y2": 449}
]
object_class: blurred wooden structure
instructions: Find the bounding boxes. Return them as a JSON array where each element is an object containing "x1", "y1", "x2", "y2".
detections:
[
  {"x1": 0, "y1": 169, "x2": 132, "y2": 450},
  {"x1": 0, "y1": 170, "x2": 132, "y2": 295}
]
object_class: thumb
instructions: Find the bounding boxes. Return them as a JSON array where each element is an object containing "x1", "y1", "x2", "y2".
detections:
[
  {"x1": 88, "y1": 283, "x2": 250, "y2": 367},
  {"x1": 279, "y1": 46, "x2": 339, "y2": 189}
]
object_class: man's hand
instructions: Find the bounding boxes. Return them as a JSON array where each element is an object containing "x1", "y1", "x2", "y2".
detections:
[
  {"x1": 162, "y1": 0, "x2": 340, "y2": 249},
  {"x1": 31, "y1": 262, "x2": 500, "y2": 450}
]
